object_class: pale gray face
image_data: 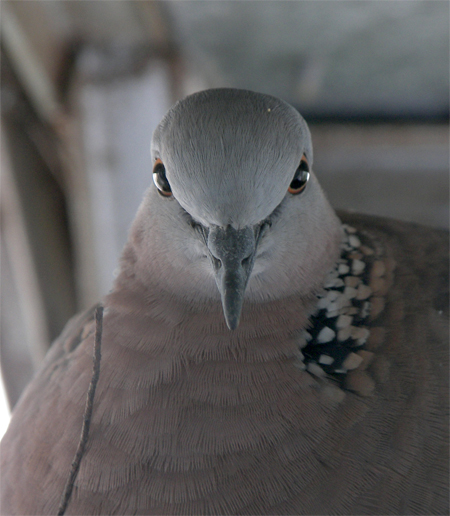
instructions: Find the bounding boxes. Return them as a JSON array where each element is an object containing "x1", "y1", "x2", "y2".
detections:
[
  {"x1": 151, "y1": 89, "x2": 313, "y2": 228},
  {"x1": 146, "y1": 89, "x2": 337, "y2": 330}
]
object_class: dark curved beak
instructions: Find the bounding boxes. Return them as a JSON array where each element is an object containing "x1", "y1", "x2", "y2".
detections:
[{"x1": 206, "y1": 224, "x2": 265, "y2": 330}]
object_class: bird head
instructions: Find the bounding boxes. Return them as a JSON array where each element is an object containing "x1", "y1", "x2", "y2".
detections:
[{"x1": 142, "y1": 89, "x2": 340, "y2": 330}]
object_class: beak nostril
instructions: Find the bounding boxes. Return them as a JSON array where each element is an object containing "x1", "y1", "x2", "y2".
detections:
[{"x1": 212, "y1": 256, "x2": 222, "y2": 270}]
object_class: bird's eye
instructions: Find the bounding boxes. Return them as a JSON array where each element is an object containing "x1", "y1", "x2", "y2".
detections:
[
  {"x1": 153, "y1": 159, "x2": 172, "y2": 197},
  {"x1": 288, "y1": 155, "x2": 310, "y2": 195}
]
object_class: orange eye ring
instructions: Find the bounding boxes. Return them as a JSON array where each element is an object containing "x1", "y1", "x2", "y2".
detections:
[
  {"x1": 153, "y1": 158, "x2": 173, "y2": 197},
  {"x1": 288, "y1": 155, "x2": 310, "y2": 195}
]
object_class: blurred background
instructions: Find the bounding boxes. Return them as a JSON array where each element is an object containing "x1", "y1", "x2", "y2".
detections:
[{"x1": 0, "y1": 0, "x2": 449, "y2": 431}]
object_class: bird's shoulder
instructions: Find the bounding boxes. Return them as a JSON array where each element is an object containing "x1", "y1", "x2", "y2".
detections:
[
  {"x1": 336, "y1": 211, "x2": 448, "y2": 392},
  {"x1": 300, "y1": 212, "x2": 448, "y2": 398},
  {"x1": 0, "y1": 304, "x2": 100, "y2": 514},
  {"x1": 338, "y1": 211, "x2": 449, "y2": 315},
  {"x1": 38, "y1": 303, "x2": 100, "y2": 378}
]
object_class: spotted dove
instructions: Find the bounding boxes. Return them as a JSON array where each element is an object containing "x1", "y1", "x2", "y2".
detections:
[{"x1": 1, "y1": 89, "x2": 448, "y2": 515}]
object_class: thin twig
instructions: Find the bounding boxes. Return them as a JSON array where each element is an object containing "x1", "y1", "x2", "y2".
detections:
[{"x1": 57, "y1": 305, "x2": 104, "y2": 516}]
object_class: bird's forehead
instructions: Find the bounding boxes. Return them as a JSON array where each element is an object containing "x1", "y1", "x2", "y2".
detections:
[{"x1": 152, "y1": 89, "x2": 311, "y2": 227}]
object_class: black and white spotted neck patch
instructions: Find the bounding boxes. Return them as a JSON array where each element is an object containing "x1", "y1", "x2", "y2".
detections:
[{"x1": 301, "y1": 224, "x2": 386, "y2": 382}]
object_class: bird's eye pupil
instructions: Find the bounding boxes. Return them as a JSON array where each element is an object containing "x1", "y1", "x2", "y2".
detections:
[
  {"x1": 297, "y1": 159, "x2": 309, "y2": 173},
  {"x1": 153, "y1": 159, "x2": 172, "y2": 197},
  {"x1": 290, "y1": 173, "x2": 307, "y2": 190},
  {"x1": 288, "y1": 155, "x2": 310, "y2": 195}
]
